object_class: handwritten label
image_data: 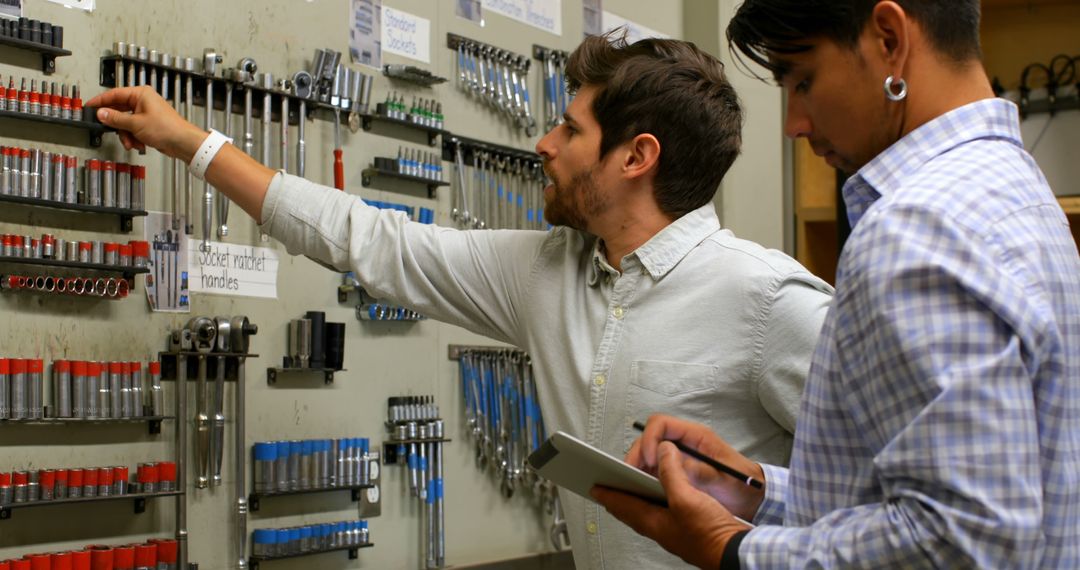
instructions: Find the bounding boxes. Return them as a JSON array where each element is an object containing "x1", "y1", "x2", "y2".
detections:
[
  {"x1": 483, "y1": 0, "x2": 562, "y2": 36},
  {"x1": 381, "y1": 7, "x2": 430, "y2": 63},
  {"x1": 187, "y1": 240, "x2": 279, "y2": 299}
]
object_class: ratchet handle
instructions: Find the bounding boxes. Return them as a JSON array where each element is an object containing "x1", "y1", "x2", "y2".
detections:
[{"x1": 333, "y1": 149, "x2": 344, "y2": 191}]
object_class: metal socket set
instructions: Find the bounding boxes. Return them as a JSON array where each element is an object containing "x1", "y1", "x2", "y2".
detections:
[
  {"x1": 253, "y1": 437, "x2": 371, "y2": 494},
  {"x1": 378, "y1": 92, "x2": 444, "y2": 129},
  {"x1": 0, "y1": 358, "x2": 164, "y2": 420},
  {"x1": 1, "y1": 274, "x2": 131, "y2": 299},
  {"x1": 0, "y1": 145, "x2": 146, "y2": 209},
  {"x1": 0, "y1": 17, "x2": 64, "y2": 48},
  {"x1": 357, "y1": 303, "x2": 426, "y2": 321},
  {"x1": 284, "y1": 311, "x2": 344, "y2": 371},
  {"x1": 0, "y1": 74, "x2": 81, "y2": 120},
  {"x1": 0, "y1": 460, "x2": 174, "y2": 506},
  {"x1": 0, "y1": 538, "x2": 179, "y2": 570},
  {"x1": 0, "y1": 234, "x2": 150, "y2": 266},
  {"x1": 386, "y1": 396, "x2": 446, "y2": 568},
  {"x1": 251, "y1": 520, "x2": 370, "y2": 558},
  {"x1": 373, "y1": 147, "x2": 444, "y2": 182}
]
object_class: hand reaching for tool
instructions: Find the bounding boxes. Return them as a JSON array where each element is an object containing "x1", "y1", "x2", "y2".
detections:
[
  {"x1": 87, "y1": 86, "x2": 207, "y2": 162},
  {"x1": 88, "y1": 86, "x2": 276, "y2": 220},
  {"x1": 589, "y1": 415, "x2": 763, "y2": 569}
]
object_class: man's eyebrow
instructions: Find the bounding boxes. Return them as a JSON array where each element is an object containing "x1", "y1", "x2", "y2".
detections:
[
  {"x1": 770, "y1": 60, "x2": 793, "y2": 84},
  {"x1": 563, "y1": 112, "x2": 579, "y2": 126}
]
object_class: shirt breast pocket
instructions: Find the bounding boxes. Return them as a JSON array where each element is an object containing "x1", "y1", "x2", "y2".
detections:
[{"x1": 623, "y1": 360, "x2": 719, "y2": 454}]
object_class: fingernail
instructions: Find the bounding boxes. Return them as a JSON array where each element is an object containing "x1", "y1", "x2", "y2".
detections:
[{"x1": 97, "y1": 108, "x2": 109, "y2": 121}]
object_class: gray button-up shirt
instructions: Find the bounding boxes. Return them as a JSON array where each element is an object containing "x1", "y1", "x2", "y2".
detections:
[{"x1": 260, "y1": 173, "x2": 834, "y2": 569}]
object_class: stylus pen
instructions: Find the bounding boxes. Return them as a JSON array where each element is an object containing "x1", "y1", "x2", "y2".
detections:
[{"x1": 632, "y1": 421, "x2": 764, "y2": 489}]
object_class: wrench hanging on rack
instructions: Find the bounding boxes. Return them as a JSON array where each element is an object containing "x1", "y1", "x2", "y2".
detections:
[
  {"x1": 212, "y1": 317, "x2": 230, "y2": 487},
  {"x1": 201, "y1": 48, "x2": 222, "y2": 252}
]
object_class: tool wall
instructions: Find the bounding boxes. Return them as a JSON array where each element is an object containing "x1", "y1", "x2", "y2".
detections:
[{"x1": 1, "y1": 1, "x2": 682, "y2": 569}]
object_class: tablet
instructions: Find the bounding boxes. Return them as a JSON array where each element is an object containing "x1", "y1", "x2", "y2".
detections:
[{"x1": 527, "y1": 431, "x2": 667, "y2": 506}]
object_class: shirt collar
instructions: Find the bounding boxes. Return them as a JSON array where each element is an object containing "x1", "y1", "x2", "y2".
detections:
[
  {"x1": 587, "y1": 204, "x2": 721, "y2": 286},
  {"x1": 842, "y1": 98, "x2": 1023, "y2": 228}
]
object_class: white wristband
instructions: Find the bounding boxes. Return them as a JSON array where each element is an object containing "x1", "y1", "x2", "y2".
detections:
[{"x1": 188, "y1": 129, "x2": 233, "y2": 181}]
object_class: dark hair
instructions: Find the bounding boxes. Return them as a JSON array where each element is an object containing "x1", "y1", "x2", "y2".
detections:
[
  {"x1": 727, "y1": 0, "x2": 982, "y2": 78},
  {"x1": 566, "y1": 29, "x2": 742, "y2": 219}
]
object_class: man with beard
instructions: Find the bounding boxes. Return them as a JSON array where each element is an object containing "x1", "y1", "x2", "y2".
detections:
[{"x1": 88, "y1": 30, "x2": 832, "y2": 569}]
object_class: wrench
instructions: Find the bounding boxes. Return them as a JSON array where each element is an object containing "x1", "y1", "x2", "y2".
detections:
[
  {"x1": 218, "y1": 68, "x2": 237, "y2": 239},
  {"x1": 291, "y1": 71, "x2": 312, "y2": 178},
  {"x1": 212, "y1": 316, "x2": 231, "y2": 487},
  {"x1": 202, "y1": 48, "x2": 222, "y2": 252},
  {"x1": 183, "y1": 57, "x2": 196, "y2": 234},
  {"x1": 188, "y1": 316, "x2": 217, "y2": 489}
]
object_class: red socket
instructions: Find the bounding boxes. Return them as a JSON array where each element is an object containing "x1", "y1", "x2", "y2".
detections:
[
  {"x1": 149, "y1": 361, "x2": 161, "y2": 375},
  {"x1": 54, "y1": 360, "x2": 71, "y2": 373},
  {"x1": 29, "y1": 359, "x2": 43, "y2": 375},
  {"x1": 87, "y1": 545, "x2": 112, "y2": 570},
  {"x1": 27, "y1": 554, "x2": 50, "y2": 570},
  {"x1": 152, "y1": 540, "x2": 176, "y2": 564},
  {"x1": 112, "y1": 466, "x2": 128, "y2": 489},
  {"x1": 0, "y1": 471, "x2": 11, "y2": 486},
  {"x1": 137, "y1": 463, "x2": 158, "y2": 486},
  {"x1": 112, "y1": 545, "x2": 134, "y2": 570},
  {"x1": 133, "y1": 544, "x2": 155, "y2": 568},
  {"x1": 156, "y1": 461, "x2": 176, "y2": 485},
  {"x1": 71, "y1": 550, "x2": 90, "y2": 570},
  {"x1": 68, "y1": 468, "x2": 84, "y2": 489},
  {"x1": 50, "y1": 552, "x2": 73, "y2": 570},
  {"x1": 11, "y1": 359, "x2": 27, "y2": 376},
  {"x1": 0, "y1": 357, "x2": 9, "y2": 375},
  {"x1": 97, "y1": 467, "x2": 113, "y2": 487},
  {"x1": 39, "y1": 469, "x2": 55, "y2": 489},
  {"x1": 83, "y1": 468, "x2": 98, "y2": 488},
  {"x1": 13, "y1": 471, "x2": 28, "y2": 485}
]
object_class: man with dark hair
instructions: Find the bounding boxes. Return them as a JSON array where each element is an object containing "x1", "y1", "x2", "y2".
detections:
[
  {"x1": 88, "y1": 31, "x2": 832, "y2": 568},
  {"x1": 595, "y1": 2, "x2": 1080, "y2": 569}
]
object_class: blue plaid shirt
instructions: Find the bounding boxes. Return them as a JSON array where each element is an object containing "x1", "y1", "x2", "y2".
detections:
[{"x1": 741, "y1": 99, "x2": 1080, "y2": 568}]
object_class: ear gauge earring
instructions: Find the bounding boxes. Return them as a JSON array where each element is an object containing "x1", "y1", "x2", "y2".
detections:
[{"x1": 884, "y1": 75, "x2": 908, "y2": 102}]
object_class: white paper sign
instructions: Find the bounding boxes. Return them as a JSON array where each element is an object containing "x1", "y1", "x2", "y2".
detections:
[
  {"x1": 187, "y1": 240, "x2": 279, "y2": 299},
  {"x1": 483, "y1": 0, "x2": 562, "y2": 36},
  {"x1": 602, "y1": 10, "x2": 669, "y2": 43},
  {"x1": 381, "y1": 7, "x2": 431, "y2": 64}
]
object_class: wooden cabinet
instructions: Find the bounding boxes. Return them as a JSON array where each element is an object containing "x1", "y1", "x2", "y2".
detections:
[{"x1": 792, "y1": 0, "x2": 1080, "y2": 283}]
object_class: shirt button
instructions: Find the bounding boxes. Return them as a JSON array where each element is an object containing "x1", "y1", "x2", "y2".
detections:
[
  {"x1": 594, "y1": 374, "x2": 606, "y2": 386},
  {"x1": 612, "y1": 306, "x2": 625, "y2": 319},
  {"x1": 587, "y1": 522, "x2": 598, "y2": 534}
]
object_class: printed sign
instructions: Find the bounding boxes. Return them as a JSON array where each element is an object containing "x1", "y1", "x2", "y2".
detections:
[
  {"x1": 381, "y1": 6, "x2": 431, "y2": 64},
  {"x1": 602, "y1": 10, "x2": 669, "y2": 43},
  {"x1": 144, "y1": 212, "x2": 190, "y2": 313},
  {"x1": 483, "y1": 0, "x2": 562, "y2": 36},
  {"x1": 187, "y1": 239, "x2": 279, "y2": 299},
  {"x1": 0, "y1": 0, "x2": 21, "y2": 18},
  {"x1": 349, "y1": 0, "x2": 382, "y2": 68}
]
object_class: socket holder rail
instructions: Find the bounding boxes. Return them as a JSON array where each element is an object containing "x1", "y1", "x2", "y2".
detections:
[
  {"x1": 1019, "y1": 93, "x2": 1080, "y2": 118},
  {"x1": 99, "y1": 55, "x2": 343, "y2": 126},
  {"x1": 247, "y1": 484, "x2": 374, "y2": 512},
  {"x1": 0, "y1": 107, "x2": 110, "y2": 147},
  {"x1": 362, "y1": 104, "x2": 444, "y2": 145},
  {"x1": 531, "y1": 44, "x2": 568, "y2": 62},
  {"x1": 0, "y1": 415, "x2": 176, "y2": 435},
  {"x1": 383, "y1": 64, "x2": 447, "y2": 87},
  {"x1": 446, "y1": 33, "x2": 529, "y2": 65},
  {"x1": 0, "y1": 34, "x2": 72, "y2": 75},
  {"x1": 361, "y1": 166, "x2": 449, "y2": 198},
  {"x1": 382, "y1": 437, "x2": 452, "y2": 465},
  {"x1": 447, "y1": 344, "x2": 525, "y2": 361},
  {"x1": 0, "y1": 256, "x2": 150, "y2": 280},
  {"x1": 248, "y1": 543, "x2": 373, "y2": 570},
  {"x1": 0, "y1": 488, "x2": 183, "y2": 520},
  {"x1": 266, "y1": 366, "x2": 341, "y2": 385},
  {"x1": 441, "y1": 134, "x2": 542, "y2": 169},
  {"x1": 158, "y1": 352, "x2": 258, "y2": 383},
  {"x1": 0, "y1": 193, "x2": 148, "y2": 233}
]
